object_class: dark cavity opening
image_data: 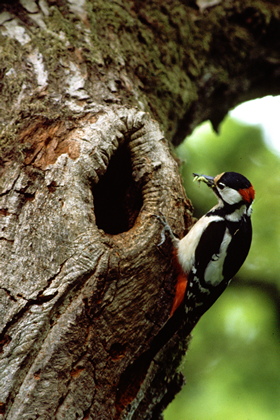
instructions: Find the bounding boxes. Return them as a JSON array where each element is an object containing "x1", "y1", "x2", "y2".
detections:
[{"x1": 94, "y1": 143, "x2": 143, "y2": 235}]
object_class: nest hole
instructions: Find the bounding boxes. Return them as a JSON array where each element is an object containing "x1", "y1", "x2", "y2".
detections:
[{"x1": 94, "y1": 144, "x2": 143, "y2": 235}]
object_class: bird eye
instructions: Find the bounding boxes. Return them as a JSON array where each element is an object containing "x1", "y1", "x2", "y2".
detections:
[{"x1": 217, "y1": 182, "x2": 225, "y2": 189}]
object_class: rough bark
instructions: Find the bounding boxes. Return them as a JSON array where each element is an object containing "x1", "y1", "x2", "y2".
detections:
[{"x1": 0, "y1": 1, "x2": 279, "y2": 419}]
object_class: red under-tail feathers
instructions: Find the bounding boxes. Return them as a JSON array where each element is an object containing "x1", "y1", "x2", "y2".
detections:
[{"x1": 170, "y1": 248, "x2": 188, "y2": 316}]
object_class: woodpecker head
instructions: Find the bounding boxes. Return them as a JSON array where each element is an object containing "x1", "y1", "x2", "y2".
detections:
[{"x1": 193, "y1": 171, "x2": 255, "y2": 207}]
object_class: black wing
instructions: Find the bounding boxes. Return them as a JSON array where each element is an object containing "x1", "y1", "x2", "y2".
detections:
[{"x1": 223, "y1": 215, "x2": 252, "y2": 281}]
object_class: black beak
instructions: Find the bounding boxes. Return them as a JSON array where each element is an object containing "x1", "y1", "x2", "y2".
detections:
[{"x1": 193, "y1": 173, "x2": 215, "y2": 187}]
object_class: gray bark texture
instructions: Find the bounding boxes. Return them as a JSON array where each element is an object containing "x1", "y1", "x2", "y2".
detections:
[{"x1": 0, "y1": 1, "x2": 279, "y2": 419}]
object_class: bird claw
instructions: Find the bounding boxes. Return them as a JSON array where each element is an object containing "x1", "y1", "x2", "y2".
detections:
[{"x1": 152, "y1": 213, "x2": 177, "y2": 246}]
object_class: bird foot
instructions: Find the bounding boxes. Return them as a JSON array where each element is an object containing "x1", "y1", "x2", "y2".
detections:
[{"x1": 152, "y1": 213, "x2": 178, "y2": 246}]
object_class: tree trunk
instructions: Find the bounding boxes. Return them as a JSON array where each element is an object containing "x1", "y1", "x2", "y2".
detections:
[{"x1": 0, "y1": 1, "x2": 279, "y2": 419}]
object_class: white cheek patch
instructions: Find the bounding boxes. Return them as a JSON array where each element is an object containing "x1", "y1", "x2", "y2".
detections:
[{"x1": 219, "y1": 186, "x2": 242, "y2": 204}]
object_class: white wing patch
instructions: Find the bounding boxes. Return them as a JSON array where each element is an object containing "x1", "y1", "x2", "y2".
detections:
[
  {"x1": 177, "y1": 214, "x2": 223, "y2": 275},
  {"x1": 204, "y1": 228, "x2": 232, "y2": 285}
]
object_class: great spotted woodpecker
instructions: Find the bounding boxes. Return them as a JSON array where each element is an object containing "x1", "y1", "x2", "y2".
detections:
[{"x1": 160, "y1": 171, "x2": 255, "y2": 319}]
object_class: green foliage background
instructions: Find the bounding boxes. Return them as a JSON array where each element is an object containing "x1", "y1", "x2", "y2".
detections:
[{"x1": 164, "y1": 116, "x2": 280, "y2": 420}]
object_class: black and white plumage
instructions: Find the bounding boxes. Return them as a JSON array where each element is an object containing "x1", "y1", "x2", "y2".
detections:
[{"x1": 170, "y1": 171, "x2": 255, "y2": 318}]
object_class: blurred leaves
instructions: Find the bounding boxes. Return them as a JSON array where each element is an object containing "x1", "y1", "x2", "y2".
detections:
[{"x1": 164, "y1": 115, "x2": 280, "y2": 420}]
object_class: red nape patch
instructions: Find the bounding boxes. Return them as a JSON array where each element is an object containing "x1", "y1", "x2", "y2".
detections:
[{"x1": 239, "y1": 185, "x2": 255, "y2": 203}]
